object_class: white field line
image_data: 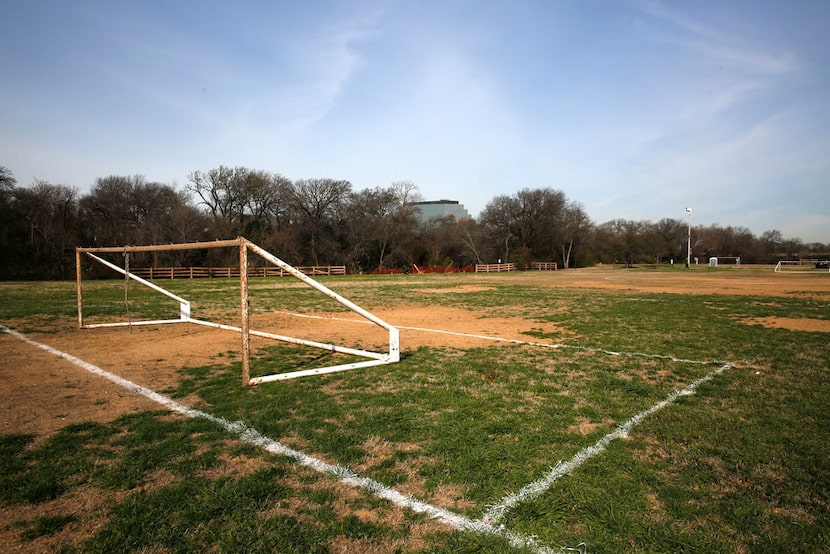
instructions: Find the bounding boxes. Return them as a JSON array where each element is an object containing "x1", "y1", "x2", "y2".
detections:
[
  {"x1": 482, "y1": 362, "x2": 734, "y2": 524},
  {"x1": 274, "y1": 311, "x2": 721, "y2": 365},
  {"x1": 0, "y1": 325, "x2": 573, "y2": 554},
  {"x1": 273, "y1": 311, "x2": 737, "y2": 523}
]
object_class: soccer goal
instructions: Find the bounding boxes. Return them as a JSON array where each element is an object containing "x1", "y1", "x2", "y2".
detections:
[
  {"x1": 708, "y1": 256, "x2": 741, "y2": 268},
  {"x1": 774, "y1": 259, "x2": 830, "y2": 273},
  {"x1": 75, "y1": 237, "x2": 400, "y2": 385}
]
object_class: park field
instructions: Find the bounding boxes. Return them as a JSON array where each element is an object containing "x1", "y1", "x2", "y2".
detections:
[{"x1": 1, "y1": 265, "x2": 828, "y2": 553}]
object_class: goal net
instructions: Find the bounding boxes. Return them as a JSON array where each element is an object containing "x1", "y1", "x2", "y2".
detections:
[{"x1": 75, "y1": 237, "x2": 400, "y2": 385}]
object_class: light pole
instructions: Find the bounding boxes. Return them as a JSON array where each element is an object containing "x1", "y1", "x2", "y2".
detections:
[{"x1": 685, "y1": 207, "x2": 692, "y2": 268}]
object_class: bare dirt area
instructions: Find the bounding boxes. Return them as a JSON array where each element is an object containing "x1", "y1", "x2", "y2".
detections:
[
  {"x1": 0, "y1": 331, "x2": 163, "y2": 439},
  {"x1": 3, "y1": 265, "x2": 828, "y2": 444},
  {"x1": 512, "y1": 265, "x2": 830, "y2": 298},
  {"x1": 740, "y1": 316, "x2": 830, "y2": 333},
  {"x1": 2, "y1": 303, "x2": 565, "y2": 434},
  {"x1": 1, "y1": 266, "x2": 828, "y2": 550},
  {"x1": 0, "y1": 306, "x2": 565, "y2": 552}
]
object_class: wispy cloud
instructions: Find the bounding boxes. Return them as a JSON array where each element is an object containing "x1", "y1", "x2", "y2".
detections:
[
  {"x1": 635, "y1": 0, "x2": 800, "y2": 75},
  {"x1": 623, "y1": 2, "x2": 809, "y2": 198},
  {"x1": 272, "y1": 10, "x2": 386, "y2": 131}
]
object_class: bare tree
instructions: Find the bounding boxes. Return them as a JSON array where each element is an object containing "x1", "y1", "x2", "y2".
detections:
[
  {"x1": 513, "y1": 188, "x2": 566, "y2": 263},
  {"x1": 388, "y1": 181, "x2": 423, "y2": 267},
  {"x1": 559, "y1": 201, "x2": 591, "y2": 269},
  {"x1": 0, "y1": 166, "x2": 18, "y2": 256},
  {"x1": 187, "y1": 166, "x2": 248, "y2": 238},
  {"x1": 391, "y1": 180, "x2": 423, "y2": 207},
  {"x1": 79, "y1": 175, "x2": 208, "y2": 268},
  {"x1": 187, "y1": 166, "x2": 292, "y2": 242},
  {"x1": 641, "y1": 218, "x2": 686, "y2": 266},
  {"x1": 0, "y1": 165, "x2": 16, "y2": 191},
  {"x1": 456, "y1": 219, "x2": 485, "y2": 264},
  {"x1": 343, "y1": 187, "x2": 398, "y2": 271},
  {"x1": 14, "y1": 180, "x2": 79, "y2": 278},
  {"x1": 80, "y1": 175, "x2": 144, "y2": 246},
  {"x1": 759, "y1": 229, "x2": 784, "y2": 262},
  {"x1": 480, "y1": 194, "x2": 518, "y2": 262},
  {"x1": 289, "y1": 178, "x2": 352, "y2": 265},
  {"x1": 595, "y1": 219, "x2": 647, "y2": 267},
  {"x1": 480, "y1": 188, "x2": 571, "y2": 265}
]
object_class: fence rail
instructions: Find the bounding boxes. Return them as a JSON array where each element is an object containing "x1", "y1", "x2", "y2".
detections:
[
  {"x1": 475, "y1": 263, "x2": 516, "y2": 273},
  {"x1": 526, "y1": 262, "x2": 558, "y2": 271},
  {"x1": 130, "y1": 266, "x2": 347, "y2": 279}
]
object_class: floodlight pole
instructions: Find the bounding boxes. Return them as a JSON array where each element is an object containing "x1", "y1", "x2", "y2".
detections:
[{"x1": 685, "y1": 207, "x2": 692, "y2": 268}]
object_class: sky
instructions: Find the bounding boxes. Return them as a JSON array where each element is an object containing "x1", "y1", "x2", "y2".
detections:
[{"x1": 1, "y1": 0, "x2": 828, "y2": 243}]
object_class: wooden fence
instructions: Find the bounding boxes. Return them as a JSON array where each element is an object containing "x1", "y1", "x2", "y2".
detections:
[
  {"x1": 130, "y1": 266, "x2": 347, "y2": 279},
  {"x1": 475, "y1": 263, "x2": 516, "y2": 273},
  {"x1": 474, "y1": 262, "x2": 558, "y2": 273},
  {"x1": 526, "y1": 262, "x2": 558, "y2": 271}
]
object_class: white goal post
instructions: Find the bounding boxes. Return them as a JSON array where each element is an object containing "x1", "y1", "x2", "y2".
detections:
[
  {"x1": 708, "y1": 256, "x2": 741, "y2": 268},
  {"x1": 774, "y1": 259, "x2": 830, "y2": 273},
  {"x1": 75, "y1": 237, "x2": 400, "y2": 385}
]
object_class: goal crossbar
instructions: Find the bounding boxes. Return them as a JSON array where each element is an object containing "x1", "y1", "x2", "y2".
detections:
[{"x1": 76, "y1": 237, "x2": 400, "y2": 385}]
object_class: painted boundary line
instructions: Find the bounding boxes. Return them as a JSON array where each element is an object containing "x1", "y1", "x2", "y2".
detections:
[
  {"x1": 0, "y1": 325, "x2": 570, "y2": 554},
  {"x1": 483, "y1": 362, "x2": 734, "y2": 524},
  {"x1": 277, "y1": 311, "x2": 736, "y2": 523}
]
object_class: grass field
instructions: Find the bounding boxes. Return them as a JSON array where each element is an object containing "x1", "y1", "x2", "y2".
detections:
[{"x1": 1, "y1": 266, "x2": 828, "y2": 552}]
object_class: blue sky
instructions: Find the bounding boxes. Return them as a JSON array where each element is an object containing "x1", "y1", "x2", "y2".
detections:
[{"x1": 2, "y1": 0, "x2": 828, "y2": 242}]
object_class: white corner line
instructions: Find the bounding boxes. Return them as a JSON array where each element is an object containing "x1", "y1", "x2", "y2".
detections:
[
  {"x1": 1, "y1": 325, "x2": 573, "y2": 554},
  {"x1": 483, "y1": 362, "x2": 735, "y2": 524}
]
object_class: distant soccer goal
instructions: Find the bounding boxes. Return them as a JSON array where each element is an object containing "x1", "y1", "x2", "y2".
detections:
[
  {"x1": 708, "y1": 256, "x2": 740, "y2": 268},
  {"x1": 76, "y1": 237, "x2": 400, "y2": 385},
  {"x1": 774, "y1": 259, "x2": 830, "y2": 273}
]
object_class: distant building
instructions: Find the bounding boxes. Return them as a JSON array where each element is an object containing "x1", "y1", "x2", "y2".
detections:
[{"x1": 410, "y1": 200, "x2": 472, "y2": 224}]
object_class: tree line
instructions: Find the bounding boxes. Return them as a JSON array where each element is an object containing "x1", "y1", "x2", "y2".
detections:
[{"x1": 1, "y1": 164, "x2": 825, "y2": 280}]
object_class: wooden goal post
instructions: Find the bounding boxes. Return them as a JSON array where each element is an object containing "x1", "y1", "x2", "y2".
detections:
[{"x1": 76, "y1": 237, "x2": 400, "y2": 385}]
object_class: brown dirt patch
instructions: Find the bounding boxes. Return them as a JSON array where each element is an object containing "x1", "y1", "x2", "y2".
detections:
[
  {"x1": 377, "y1": 305, "x2": 573, "y2": 346},
  {"x1": 250, "y1": 304, "x2": 572, "y2": 351},
  {"x1": 568, "y1": 417, "x2": 616, "y2": 436},
  {"x1": 513, "y1": 266, "x2": 830, "y2": 298},
  {"x1": 0, "y1": 331, "x2": 163, "y2": 439},
  {"x1": 740, "y1": 316, "x2": 830, "y2": 333},
  {"x1": 421, "y1": 285, "x2": 495, "y2": 294}
]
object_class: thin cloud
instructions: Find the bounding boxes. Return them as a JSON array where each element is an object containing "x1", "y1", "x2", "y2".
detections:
[
  {"x1": 279, "y1": 12, "x2": 385, "y2": 129},
  {"x1": 635, "y1": 0, "x2": 801, "y2": 75}
]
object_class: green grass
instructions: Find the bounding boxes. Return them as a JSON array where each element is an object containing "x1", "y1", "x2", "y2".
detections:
[
  {"x1": 17, "y1": 515, "x2": 79, "y2": 540},
  {"x1": 0, "y1": 269, "x2": 828, "y2": 552}
]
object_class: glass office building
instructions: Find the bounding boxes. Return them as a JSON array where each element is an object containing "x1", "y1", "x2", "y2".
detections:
[{"x1": 410, "y1": 200, "x2": 472, "y2": 224}]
